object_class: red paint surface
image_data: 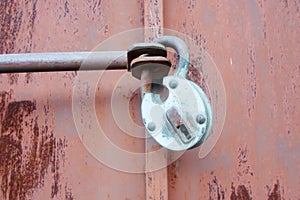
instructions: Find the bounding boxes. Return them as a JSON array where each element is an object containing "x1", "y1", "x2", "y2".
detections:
[
  {"x1": 164, "y1": 0, "x2": 299, "y2": 199},
  {"x1": 0, "y1": 0, "x2": 299, "y2": 199},
  {"x1": 0, "y1": 1, "x2": 145, "y2": 200}
]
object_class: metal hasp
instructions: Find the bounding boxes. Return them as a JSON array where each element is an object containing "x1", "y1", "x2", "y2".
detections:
[
  {"x1": 127, "y1": 43, "x2": 172, "y2": 96},
  {"x1": 0, "y1": 36, "x2": 213, "y2": 151},
  {"x1": 128, "y1": 36, "x2": 213, "y2": 151}
]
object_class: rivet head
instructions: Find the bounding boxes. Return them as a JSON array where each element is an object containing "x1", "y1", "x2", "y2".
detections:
[
  {"x1": 147, "y1": 122, "x2": 156, "y2": 131},
  {"x1": 169, "y1": 79, "x2": 178, "y2": 89},
  {"x1": 196, "y1": 114, "x2": 206, "y2": 124}
]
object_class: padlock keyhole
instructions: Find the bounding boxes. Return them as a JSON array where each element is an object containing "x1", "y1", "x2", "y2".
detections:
[
  {"x1": 166, "y1": 107, "x2": 193, "y2": 143},
  {"x1": 178, "y1": 124, "x2": 191, "y2": 140}
]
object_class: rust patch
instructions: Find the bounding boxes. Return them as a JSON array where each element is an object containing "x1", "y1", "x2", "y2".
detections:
[
  {"x1": 7, "y1": 74, "x2": 19, "y2": 85},
  {"x1": 91, "y1": 0, "x2": 102, "y2": 15},
  {"x1": 0, "y1": 91, "x2": 10, "y2": 121},
  {"x1": 143, "y1": 0, "x2": 163, "y2": 41},
  {"x1": 230, "y1": 184, "x2": 251, "y2": 200},
  {"x1": 1, "y1": 100, "x2": 36, "y2": 134},
  {"x1": 167, "y1": 161, "x2": 178, "y2": 189},
  {"x1": 25, "y1": 73, "x2": 33, "y2": 84},
  {"x1": 23, "y1": 0, "x2": 38, "y2": 53},
  {"x1": 50, "y1": 138, "x2": 68, "y2": 198},
  {"x1": 0, "y1": 1, "x2": 22, "y2": 54},
  {"x1": 0, "y1": 92, "x2": 69, "y2": 200},
  {"x1": 64, "y1": 185, "x2": 74, "y2": 200},
  {"x1": 267, "y1": 180, "x2": 283, "y2": 200},
  {"x1": 0, "y1": 0, "x2": 38, "y2": 85},
  {"x1": 237, "y1": 146, "x2": 248, "y2": 167},
  {"x1": 188, "y1": 64, "x2": 211, "y2": 98},
  {"x1": 138, "y1": 0, "x2": 145, "y2": 25},
  {"x1": 237, "y1": 146, "x2": 254, "y2": 180},
  {"x1": 230, "y1": 146, "x2": 253, "y2": 200},
  {"x1": 63, "y1": 0, "x2": 70, "y2": 18},
  {"x1": 208, "y1": 176, "x2": 225, "y2": 200},
  {"x1": 191, "y1": 33, "x2": 207, "y2": 49},
  {"x1": 186, "y1": 0, "x2": 196, "y2": 12},
  {"x1": 168, "y1": 50, "x2": 211, "y2": 100},
  {"x1": 129, "y1": 88, "x2": 143, "y2": 126},
  {"x1": 246, "y1": 42, "x2": 257, "y2": 118},
  {"x1": 0, "y1": 0, "x2": 37, "y2": 54}
]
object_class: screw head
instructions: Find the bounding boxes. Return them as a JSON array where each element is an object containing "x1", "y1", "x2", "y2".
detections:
[
  {"x1": 169, "y1": 79, "x2": 178, "y2": 89},
  {"x1": 196, "y1": 114, "x2": 206, "y2": 124},
  {"x1": 147, "y1": 122, "x2": 156, "y2": 131}
]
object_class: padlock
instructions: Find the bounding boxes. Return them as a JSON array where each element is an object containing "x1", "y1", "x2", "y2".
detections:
[
  {"x1": 141, "y1": 75, "x2": 212, "y2": 151},
  {"x1": 128, "y1": 36, "x2": 213, "y2": 151}
]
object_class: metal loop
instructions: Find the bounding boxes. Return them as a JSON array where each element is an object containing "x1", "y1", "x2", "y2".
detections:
[{"x1": 153, "y1": 36, "x2": 190, "y2": 78}]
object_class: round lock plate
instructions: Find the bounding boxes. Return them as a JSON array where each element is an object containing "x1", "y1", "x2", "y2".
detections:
[{"x1": 141, "y1": 75, "x2": 212, "y2": 151}]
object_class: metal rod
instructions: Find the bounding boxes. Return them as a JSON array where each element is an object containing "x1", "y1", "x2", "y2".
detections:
[{"x1": 0, "y1": 51, "x2": 127, "y2": 73}]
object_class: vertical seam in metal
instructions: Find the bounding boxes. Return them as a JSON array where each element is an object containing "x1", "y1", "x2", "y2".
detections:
[{"x1": 143, "y1": 0, "x2": 168, "y2": 200}]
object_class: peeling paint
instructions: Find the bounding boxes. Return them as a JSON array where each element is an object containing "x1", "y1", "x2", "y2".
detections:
[
  {"x1": 230, "y1": 184, "x2": 251, "y2": 200},
  {"x1": 167, "y1": 161, "x2": 178, "y2": 189},
  {"x1": 208, "y1": 176, "x2": 225, "y2": 200},
  {"x1": 0, "y1": 0, "x2": 37, "y2": 85},
  {"x1": 188, "y1": 63, "x2": 211, "y2": 99},
  {"x1": 267, "y1": 180, "x2": 284, "y2": 200},
  {"x1": 246, "y1": 42, "x2": 257, "y2": 118},
  {"x1": 1, "y1": 1, "x2": 146, "y2": 199},
  {"x1": 0, "y1": 92, "x2": 68, "y2": 200},
  {"x1": 0, "y1": 1, "x2": 22, "y2": 54},
  {"x1": 0, "y1": 0, "x2": 299, "y2": 199}
]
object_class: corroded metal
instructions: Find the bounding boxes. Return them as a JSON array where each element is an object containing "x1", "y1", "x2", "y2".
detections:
[
  {"x1": 154, "y1": 36, "x2": 190, "y2": 78},
  {"x1": 143, "y1": 1, "x2": 169, "y2": 200},
  {"x1": 127, "y1": 42, "x2": 167, "y2": 70},
  {"x1": 0, "y1": 1, "x2": 145, "y2": 200},
  {"x1": 165, "y1": 0, "x2": 300, "y2": 199},
  {"x1": 0, "y1": 51, "x2": 127, "y2": 73},
  {"x1": 130, "y1": 56, "x2": 171, "y2": 81},
  {"x1": 0, "y1": 0, "x2": 299, "y2": 200}
]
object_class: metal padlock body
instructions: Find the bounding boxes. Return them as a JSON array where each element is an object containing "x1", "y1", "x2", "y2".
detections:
[{"x1": 141, "y1": 75, "x2": 213, "y2": 151}]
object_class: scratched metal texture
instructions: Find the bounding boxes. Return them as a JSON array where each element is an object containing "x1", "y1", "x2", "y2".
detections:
[
  {"x1": 0, "y1": 0, "x2": 299, "y2": 200},
  {"x1": 164, "y1": 0, "x2": 299, "y2": 199},
  {"x1": 0, "y1": 1, "x2": 145, "y2": 200}
]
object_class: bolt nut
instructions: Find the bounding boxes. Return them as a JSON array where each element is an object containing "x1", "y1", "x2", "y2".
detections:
[
  {"x1": 196, "y1": 114, "x2": 206, "y2": 124},
  {"x1": 169, "y1": 79, "x2": 178, "y2": 89},
  {"x1": 147, "y1": 122, "x2": 156, "y2": 131}
]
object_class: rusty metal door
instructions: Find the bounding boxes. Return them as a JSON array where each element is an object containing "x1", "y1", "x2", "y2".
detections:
[{"x1": 0, "y1": 0, "x2": 299, "y2": 200}]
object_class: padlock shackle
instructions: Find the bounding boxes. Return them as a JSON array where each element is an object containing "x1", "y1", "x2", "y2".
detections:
[{"x1": 153, "y1": 36, "x2": 189, "y2": 78}]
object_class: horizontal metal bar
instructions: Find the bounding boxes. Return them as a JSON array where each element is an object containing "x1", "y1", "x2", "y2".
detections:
[{"x1": 0, "y1": 51, "x2": 127, "y2": 73}]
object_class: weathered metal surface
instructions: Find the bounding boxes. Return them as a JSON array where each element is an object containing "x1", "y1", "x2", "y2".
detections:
[
  {"x1": 142, "y1": 75, "x2": 213, "y2": 151},
  {"x1": 0, "y1": 0, "x2": 145, "y2": 200},
  {"x1": 0, "y1": 0, "x2": 299, "y2": 200},
  {"x1": 127, "y1": 42, "x2": 167, "y2": 69},
  {"x1": 142, "y1": 1, "x2": 170, "y2": 200},
  {"x1": 164, "y1": 0, "x2": 300, "y2": 199},
  {"x1": 0, "y1": 51, "x2": 127, "y2": 73},
  {"x1": 154, "y1": 36, "x2": 190, "y2": 77}
]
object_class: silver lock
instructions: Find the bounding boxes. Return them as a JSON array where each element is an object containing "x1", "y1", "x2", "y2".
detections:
[
  {"x1": 128, "y1": 36, "x2": 213, "y2": 151},
  {"x1": 141, "y1": 75, "x2": 212, "y2": 151}
]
